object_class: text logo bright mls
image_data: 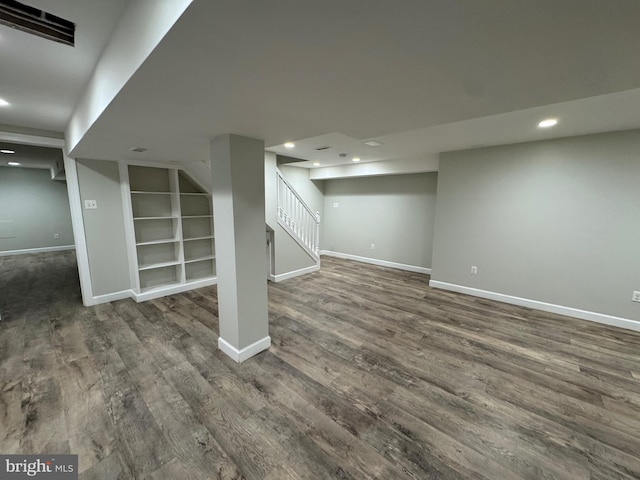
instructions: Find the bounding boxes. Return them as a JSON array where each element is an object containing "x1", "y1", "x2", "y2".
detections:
[{"x1": 1, "y1": 455, "x2": 77, "y2": 479}]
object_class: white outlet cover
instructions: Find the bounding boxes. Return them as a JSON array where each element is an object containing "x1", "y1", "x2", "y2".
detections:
[
  {"x1": 633, "y1": 291, "x2": 640, "y2": 302},
  {"x1": 333, "y1": 202, "x2": 339, "y2": 208},
  {"x1": 84, "y1": 199, "x2": 97, "y2": 209}
]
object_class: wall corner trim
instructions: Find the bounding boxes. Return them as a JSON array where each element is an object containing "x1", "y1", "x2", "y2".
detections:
[
  {"x1": 429, "y1": 280, "x2": 640, "y2": 333},
  {"x1": 218, "y1": 336, "x2": 271, "y2": 363},
  {"x1": 320, "y1": 250, "x2": 431, "y2": 275}
]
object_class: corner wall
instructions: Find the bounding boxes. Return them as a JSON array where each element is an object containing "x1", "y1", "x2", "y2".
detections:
[{"x1": 431, "y1": 130, "x2": 640, "y2": 323}]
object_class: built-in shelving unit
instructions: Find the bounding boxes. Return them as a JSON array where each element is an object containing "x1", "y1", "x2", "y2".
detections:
[
  {"x1": 125, "y1": 165, "x2": 215, "y2": 299},
  {"x1": 179, "y1": 171, "x2": 215, "y2": 282}
]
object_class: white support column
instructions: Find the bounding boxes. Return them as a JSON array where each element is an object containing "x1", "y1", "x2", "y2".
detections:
[{"x1": 211, "y1": 134, "x2": 270, "y2": 362}]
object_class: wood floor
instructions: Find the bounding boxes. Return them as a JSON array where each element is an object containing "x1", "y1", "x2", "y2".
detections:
[{"x1": 2, "y1": 252, "x2": 640, "y2": 479}]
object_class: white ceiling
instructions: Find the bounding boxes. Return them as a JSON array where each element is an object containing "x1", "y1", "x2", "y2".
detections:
[
  {"x1": 267, "y1": 88, "x2": 640, "y2": 168},
  {"x1": 3, "y1": 0, "x2": 640, "y2": 170},
  {"x1": 0, "y1": 0, "x2": 127, "y2": 133}
]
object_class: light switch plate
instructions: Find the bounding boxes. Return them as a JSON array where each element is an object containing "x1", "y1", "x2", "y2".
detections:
[{"x1": 84, "y1": 200, "x2": 97, "y2": 209}]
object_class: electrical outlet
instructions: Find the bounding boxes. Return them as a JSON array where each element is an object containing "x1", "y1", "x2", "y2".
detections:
[
  {"x1": 53, "y1": 233, "x2": 59, "y2": 239},
  {"x1": 633, "y1": 291, "x2": 640, "y2": 303},
  {"x1": 84, "y1": 199, "x2": 97, "y2": 209},
  {"x1": 370, "y1": 243, "x2": 375, "y2": 250},
  {"x1": 470, "y1": 266, "x2": 478, "y2": 275},
  {"x1": 333, "y1": 202, "x2": 339, "y2": 208}
]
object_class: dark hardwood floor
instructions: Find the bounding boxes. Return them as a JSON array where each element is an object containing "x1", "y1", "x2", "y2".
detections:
[{"x1": 2, "y1": 251, "x2": 640, "y2": 479}]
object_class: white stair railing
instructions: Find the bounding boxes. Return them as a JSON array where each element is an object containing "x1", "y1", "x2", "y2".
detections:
[{"x1": 276, "y1": 170, "x2": 320, "y2": 258}]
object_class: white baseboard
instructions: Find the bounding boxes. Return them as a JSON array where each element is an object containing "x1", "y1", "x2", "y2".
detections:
[
  {"x1": 429, "y1": 280, "x2": 640, "y2": 333},
  {"x1": 90, "y1": 290, "x2": 135, "y2": 306},
  {"x1": 87, "y1": 277, "x2": 218, "y2": 306},
  {"x1": 133, "y1": 277, "x2": 218, "y2": 302},
  {"x1": 269, "y1": 264, "x2": 320, "y2": 283},
  {"x1": 218, "y1": 336, "x2": 271, "y2": 363},
  {"x1": 0, "y1": 245, "x2": 75, "y2": 257},
  {"x1": 320, "y1": 250, "x2": 431, "y2": 275}
]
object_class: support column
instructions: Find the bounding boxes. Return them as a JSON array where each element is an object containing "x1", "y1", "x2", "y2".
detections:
[{"x1": 210, "y1": 134, "x2": 270, "y2": 362}]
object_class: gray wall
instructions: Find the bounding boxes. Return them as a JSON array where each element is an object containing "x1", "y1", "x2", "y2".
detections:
[
  {"x1": 432, "y1": 130, "x2": 640, "y2": 321},
  {"x1": 76, "y1": 159, "x2": 131, "y2": 296},
  {"x1": 0, "y1": 167, "x2": 74, "y2": 252},
  {"x1": 323, "y1": 173, "x2": 438, "y2": 268}
]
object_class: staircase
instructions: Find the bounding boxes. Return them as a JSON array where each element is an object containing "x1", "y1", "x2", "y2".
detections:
[
  {"x1": 276, "y1": 169, "x2": 320, "y2": 260},
  {"x1": 181, "y1": 157, "x2": 320, "y2": 282}
]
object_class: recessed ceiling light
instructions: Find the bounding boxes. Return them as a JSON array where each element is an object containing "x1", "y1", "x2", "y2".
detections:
[
  {"x1": 7, "y1": 161, "x2": 20, "y2": 166},
  {"x1": 364, "y1": 141, "x2": 382, "y2": 147},
  {"x1": 352, "y1": 157, "x2": 361, "y2": 162},
  {"x1": 313, "y1": 162, "x2": 320, "y2": 167},
  {"x1": 0, "y1": 98, "x2": 9, "y2": 107},
  {"x1": 538, "y1": 118, "x2": 558, "y2": 128},
  {"x1": 284, "y1": 142, "x2": 295, "y2": 148},
  {"x1": 1, "y1": 149, "x2": 16, "y2": 154}
]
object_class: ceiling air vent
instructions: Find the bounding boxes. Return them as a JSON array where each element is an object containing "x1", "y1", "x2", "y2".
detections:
[
  {"x1": 0, "y1": 0, "x2": 75, "y2": 46},
  {"x1": 314, "y1": 146, "x2": 331, "y2": 151}
]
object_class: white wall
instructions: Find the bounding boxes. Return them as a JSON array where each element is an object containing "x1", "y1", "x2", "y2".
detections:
[
  {"x1": 0, "y1": 167, "x2": 74, "y2": 253},
  {"x1": 431, "y1": 129, "x2": 640, "y2": 322},
  {"x1": 323, "y1": 173, "x2": 438, "y2": 270},
  {"x1": 75, "y1": 159, "x2": 131, "y2": 296}
]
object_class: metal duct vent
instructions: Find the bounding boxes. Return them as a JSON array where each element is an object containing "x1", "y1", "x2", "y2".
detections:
[{"x1": 0, "y1": 0, "x2": 75, "y2": 46}]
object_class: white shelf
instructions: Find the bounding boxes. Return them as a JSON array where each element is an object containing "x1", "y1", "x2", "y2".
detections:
[
  {"x1": 185, "y1": 255, "x2": 215, "y2": 264},
  {"x1": 140, "y1": 280, "x2": 181, "y2": 294},
  {"x1": 182, "y1": 215, "x2": 213, "y2": 219},
  {"x1": 138, "y1": 260, "x2": 181, "y2": 271},
  {"x1": 131, "y1": 191, "x2": 173, "y2": 195},
  {"x1": 134, "y1": 216, "x2": 178, "y2": 221},
  {"x1": 136, "y1": 238, "x2": 178, "y2": 246},
  {"x1": 183, "y1": 235, "x2": 214, "y2": 242},
  {"x1": 180, "y1": 192, "x2": 209, "y2": 196}
]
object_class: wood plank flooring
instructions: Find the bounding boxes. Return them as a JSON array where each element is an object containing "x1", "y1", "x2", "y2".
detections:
[{"x1": 3, "y1": 251, "x2": 640, "y2": 479}]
